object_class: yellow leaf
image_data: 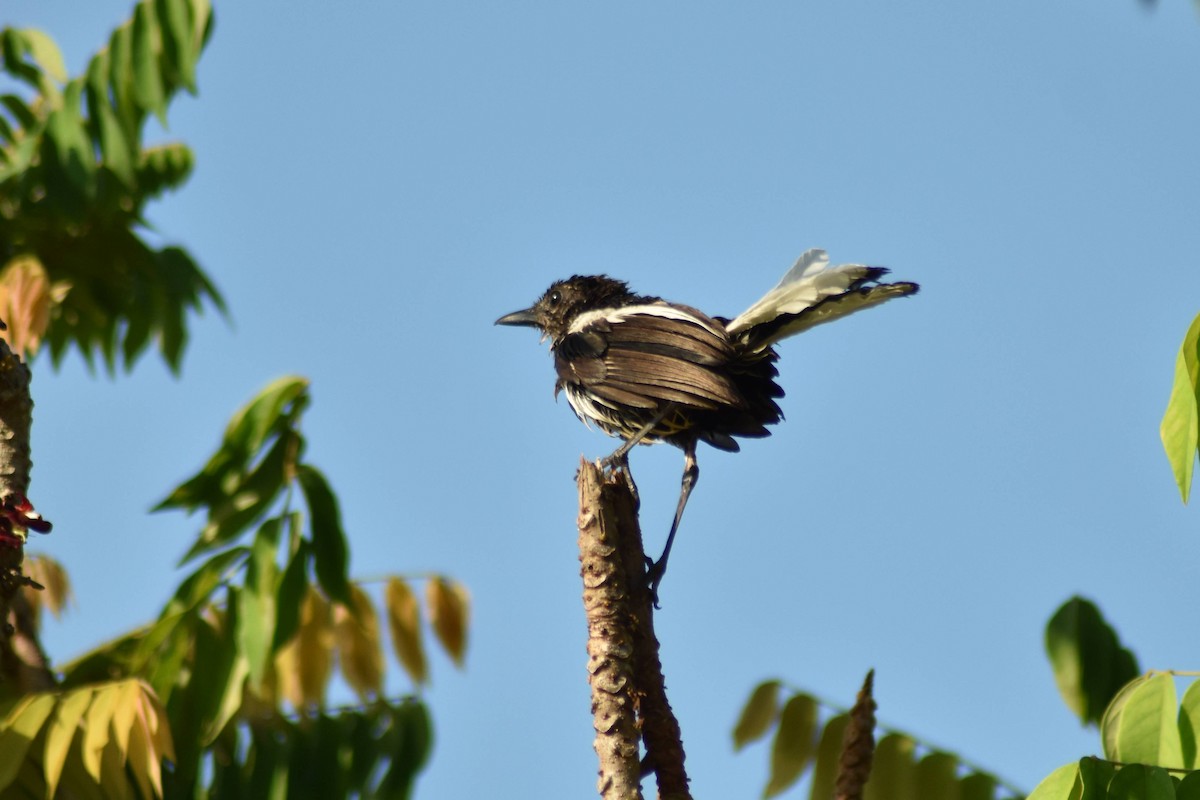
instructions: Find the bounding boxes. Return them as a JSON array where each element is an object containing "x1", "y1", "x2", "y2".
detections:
[
  {"x1": 129, "y1": 681, "x2": 172, "y2": 798},
  {"x1": 100, "y1": 723, "x2": 134, "y2": 800},
  {"x1": 135, "y1": 680, "x2": 173, "y2": 761},
  {"x1": 24, "y1": 554, "x2": 73, "y2": 622},
  {"x1": 0, "y1": 693, "x2": 57, "y2": 791},
  {"x1": 276, "y1": 587, "x2": 334, "y2": 711},
  {"x1": 0, "y1": 255, "x2": 70, "y2": 358},
  {"x1": 426, "y1": 576, "x2": 470, "y2": 667},
  {"x1": 20, "y1": 28, "x2": 68, "y2": 83},
  {"x1": 333, "y1": 584, "x2": 384, "y2": 700},
  {"x1": 275, "y1": 638, "x2": 301, "y2": 710},
  {"x1": 44, "y1": 686, "x2": 93, "y2": 798},
  {"x1": 125, "y1": 706, "x2": 154, "y2": 800},
  {"x1": 110, "y1": 680, "x2": 142, "y2": 757},
  {"x1": 385, "y1": 577, "x2": 427, "y2": 686},
  {"x1": 83, "y1": 683, "x2": 121, "y2": 782},
  {"x1": 242, "y1": 658, "x2": 279, "y2": 717}
]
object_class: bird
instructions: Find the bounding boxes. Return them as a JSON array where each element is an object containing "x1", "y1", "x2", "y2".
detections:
[{"x1": 496, "y1": 248, "x2": 918, "y2": 599}]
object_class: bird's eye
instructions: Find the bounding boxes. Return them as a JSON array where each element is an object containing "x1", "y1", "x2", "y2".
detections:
[{"x1": 548, "y1": 290, "x2": 562, "y2": 306}]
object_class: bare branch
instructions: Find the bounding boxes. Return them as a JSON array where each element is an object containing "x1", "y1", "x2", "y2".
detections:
[{"x1": 577, "y1": 459, "x2": 691, "y2": 800}]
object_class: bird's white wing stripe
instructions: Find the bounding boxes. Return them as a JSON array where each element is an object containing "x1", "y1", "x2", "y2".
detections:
[{"x1": 568, "y1": 303, "x2": 725, "y2": 337}]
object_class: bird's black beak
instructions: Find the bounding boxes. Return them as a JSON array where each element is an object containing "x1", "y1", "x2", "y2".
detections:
[{"x1": 495, "y1": 307, "x2": 541, "y2": 328}]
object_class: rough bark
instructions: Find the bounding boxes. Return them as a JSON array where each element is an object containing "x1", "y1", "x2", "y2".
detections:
[
  {"x1": 0, "y1": 337, "x2": 54, "y2": 692},
  {"x1": 577, "y1": 459, "x2": 690, "y2": 800},
  {"x1": 835, "y1": 670, "x2": 877, "y2": 800}
]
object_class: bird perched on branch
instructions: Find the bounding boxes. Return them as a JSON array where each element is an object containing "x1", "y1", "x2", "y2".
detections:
[{"x1": 496, "y1": 248, "x2": 918, "y2": 599}]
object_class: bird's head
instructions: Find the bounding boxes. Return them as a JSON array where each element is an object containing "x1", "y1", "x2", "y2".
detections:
[{"x1": 495, "y1": 275, "x2": 644, "y2": 344}]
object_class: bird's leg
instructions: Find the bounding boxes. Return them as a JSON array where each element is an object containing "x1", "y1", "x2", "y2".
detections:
[
  {"x1": 603, "y1": 403, "x2": 676, "y2": 465},
  {"x1": 600, "y1": 404, "x2": 677, "y2": 507},
  {"x1": 647, "y1": 442, "x2": 699, "y2": 606}
]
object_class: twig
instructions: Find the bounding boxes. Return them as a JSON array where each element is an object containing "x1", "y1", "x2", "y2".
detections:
[{"x1": 835, "y1": 670, "x2": 877, "y2": 800}]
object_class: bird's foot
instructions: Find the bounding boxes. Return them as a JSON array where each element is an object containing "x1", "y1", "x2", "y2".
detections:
[
  {"x1": 601, "y1": 452, "x2": 641, "y2": 509},
  {"x1": 645, "y1": 555, "x2": 664, "y2": 609}
]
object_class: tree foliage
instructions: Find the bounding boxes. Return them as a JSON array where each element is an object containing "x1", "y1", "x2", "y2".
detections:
[
  {"x1": 0, "y1": 6, "x2": 468, "y2": 797},
  {"x1": 738, "y1": 313, "x2": 1200, "y2": 800},
  {"x1": 732, "y1": 678, "x2": 1021, "y2": 800},
  {"x1": 1163, "y1": 312, "x2": 1200, "y2": 504},
  {"x1": 0, "y1": 0, "x2": 224, "y2": 373},
  {"x1": 3, "y1": 377, "x2": 469, "y2": 798}
]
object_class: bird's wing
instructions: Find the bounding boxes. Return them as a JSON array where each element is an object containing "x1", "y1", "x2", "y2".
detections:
[{"x1": 556, "y1": 306, "x2": 746, "y2": 411}]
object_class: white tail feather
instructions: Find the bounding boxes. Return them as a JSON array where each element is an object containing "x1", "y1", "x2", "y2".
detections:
[{"x1": 726, "y1": 249, "x2": 883, "y2": 335}]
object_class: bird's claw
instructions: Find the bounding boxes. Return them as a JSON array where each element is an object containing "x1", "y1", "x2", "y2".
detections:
[{"x1": 645, "y1": 556, "x2": 664, "y2": 609}]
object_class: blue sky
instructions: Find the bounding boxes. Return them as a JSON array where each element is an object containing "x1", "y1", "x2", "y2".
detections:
[{"x1": 7, "y1": 1, "x2": 1200, "y2": 797}]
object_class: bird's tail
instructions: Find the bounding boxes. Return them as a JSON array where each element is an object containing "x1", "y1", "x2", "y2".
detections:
[{"x1": 726, "y1": 249, "x2": 919, "y2": 352}]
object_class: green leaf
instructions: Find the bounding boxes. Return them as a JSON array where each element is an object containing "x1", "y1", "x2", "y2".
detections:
[
  {"x1": 2, "y1": 29, "x2": 53, "y2": 93},
  {"x1": 42, "y1": 79, "x2": 96, "y2": 217},
  {"x1": 107, "y1": 22, "x2": 139, "y2": 138},
  {"x1": 1046, "y1": 596, "x2": 1140, "y2": 726},
  {"x1": 1107, "y1": 764, "x2": 1175, "y2": 800},
  {"x1": 196, "y1": 600, "x2": 249, "y2": 745},
  {"x1": 209, "y1": 654, "x2": 250, "y2": 746},
  {"x1": 1026, "y1": 762, "x2": 1082, "y2": 800},
  {"x1": 764, "y1": 693, "x2": 817, "y2": 798},
  {"x1": 1078, "y1": 757, "x2": 1116, "y2": 800},
  {"x1": 1103, "y1": 674, "x2": 1152, "y2": 764},
  {"x1": 913, "y1": 752, "x2": 959, "y2": 800},
  {"x1": 287, "y1": 714, "x2": 343, "y2": 800},
  {"x1": 192, "y1": 0, "x2": 215, "y2": 47},
  {"x1": 176, "y1": 430, "x2": 296, "y2": 565},
  {"x1": 86, "y1": 52, "x2": 135, "y2": 188},
  {"x1": 1162, "y1": 313, "x2": 1200, "y2": 503},
  {"x1": 209, "y1": 731, "x2": 247, "y2": 799},
  {"x1": 378, "y1": 700, "x2": 433, "y2": 799},
  {"x1": 154, "y1": 246, "x2": 190, "y2": 370},
  {"x1": 733, "y1": 679, "x2": 781, "y2": 751},
  {"x1": 165, "y1": 545, "x2": 249, "y2": 618},
  {"x1": 1179, "y1": 771, "x2": 1200, "y2": 800},
  {"x1": 959, "y1": 772, "x2": 995, "y2": 800},
  {"x1": 1179, "y1": 679, "x2": 1200, "y2": 769},
  {"x1": 246, "y1": 727, "x2": 290, "y2": 800},
  {"x1": 208, "y1": 375, "x2": 309, "y2": 472},
  {"x1": 18, "y1": 28, "x2": 67, "y2": 83},
  {"x1": 155, "y1": 0, "x2": 196, "y2": 91},
  {"x1": 0, "y1": 93, "x2": 37, "y2": 130},
  {"x1": 273, "y1": 536, "x2": 311, "y2": 651},
  {"x1": 807, "y1": 713, "x2": 848, "y2": 800},
  {"x1": 131, "y1": 2, "x2": 166, "y2": 121},
  {"x1": 238, "y1": 517, "x2": 283, "y2": 690},
  {"x1": 340, "y1": 711, "x2": 378, "y2": 795},
  {"x1": 298, "y1": 465, "x2": 351, "y2": 605},
  {"x1": 1109, "y1": 673, "x2": 1183, "y2": 767},
  {"x1": 865, "y1": 733, "x2": 916, "y2": 800}
]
